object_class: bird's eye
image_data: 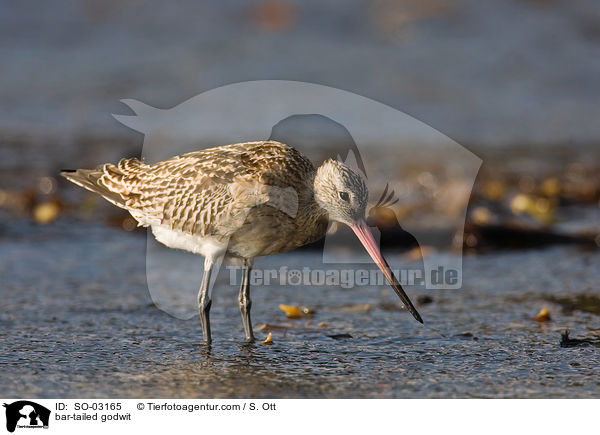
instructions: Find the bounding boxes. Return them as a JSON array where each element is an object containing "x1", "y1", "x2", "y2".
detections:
[{"x1": 338, "y1": 191, "x2": 350, "y2": 202}]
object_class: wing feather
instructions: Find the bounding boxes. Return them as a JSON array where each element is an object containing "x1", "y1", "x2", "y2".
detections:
[{"x1": 79, "y1": 141, "x2": 314, "y2": 237}]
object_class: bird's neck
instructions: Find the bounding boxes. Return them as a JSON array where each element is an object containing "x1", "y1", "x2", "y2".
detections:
[
  {"x1": 305, "y1": 170, "x2": 327, "y2": 222},
  {"x1": 285, "y1": 170, "x2": 327, "y2": 243}
]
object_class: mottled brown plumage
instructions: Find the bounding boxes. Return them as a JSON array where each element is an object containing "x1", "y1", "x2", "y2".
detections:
[
  {"x1": 62, "y1": 140, "x2": 422, "y2": 344},
  {"x1": 63, "y1": 141, "x2": 328, "y2": 258}
]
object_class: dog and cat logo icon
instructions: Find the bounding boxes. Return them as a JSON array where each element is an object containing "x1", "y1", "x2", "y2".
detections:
[{"x1": 3, "y1": 401, "x2": 50, "y2": 432}]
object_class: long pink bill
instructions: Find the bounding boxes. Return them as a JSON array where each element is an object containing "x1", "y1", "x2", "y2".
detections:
[{"x1": 351, "y1": 220, "x2": 423, "y2": 324}]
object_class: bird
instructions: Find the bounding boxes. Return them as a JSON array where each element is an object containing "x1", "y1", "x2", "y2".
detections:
[{"x1": 61, "y1": 140, "x2": 423, "y2": 344}]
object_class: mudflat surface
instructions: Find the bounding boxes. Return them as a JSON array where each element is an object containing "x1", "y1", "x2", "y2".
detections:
[{"x1": 1, "y1": 220, "x2": 599, "y2": 398}]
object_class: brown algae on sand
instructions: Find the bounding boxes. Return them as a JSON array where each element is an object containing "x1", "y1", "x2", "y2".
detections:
[
  {"x1": 533, "y1": 308, "x2": 551, "y2": 322},
  {"x1": 262, "y1": 332, "x2": 273, "y2": 345},
  {"x1": 278, "y1": 304, "x2": 314, "y2": 318}
]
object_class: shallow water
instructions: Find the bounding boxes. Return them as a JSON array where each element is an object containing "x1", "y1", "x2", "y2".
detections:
[{"x1": 1, "y1": 219, "x2": 599, "y2": 398}]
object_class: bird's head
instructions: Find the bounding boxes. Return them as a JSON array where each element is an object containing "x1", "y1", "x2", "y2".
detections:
[
  {"x1": 314, "y1": 159, "x2": 423, "y2": 324},
  {"x1": 314, "y1": 159, "x2": 369, "y2": 227}
]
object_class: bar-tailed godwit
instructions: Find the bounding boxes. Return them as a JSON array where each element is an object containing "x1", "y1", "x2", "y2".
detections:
[{"x1": 62, "y1": 141, "x2": 422, "y2": 343}]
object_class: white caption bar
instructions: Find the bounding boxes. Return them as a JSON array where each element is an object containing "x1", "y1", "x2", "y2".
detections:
[{"x1": 0, "y1": 399, "x2": 596, "y2": 435}]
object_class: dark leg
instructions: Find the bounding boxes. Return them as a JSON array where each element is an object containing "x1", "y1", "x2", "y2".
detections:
[
  {"x1": 198, "y1": 257, "x2": 215, "y2": 344},
  {"x1": 238, "y1": 259, "x2": 255, "y2": 343}
]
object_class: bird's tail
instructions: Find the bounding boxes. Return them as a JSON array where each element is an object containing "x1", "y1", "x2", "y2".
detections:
[{"x1": 60, "y1": 167, "x2": 128, "y2": 210}]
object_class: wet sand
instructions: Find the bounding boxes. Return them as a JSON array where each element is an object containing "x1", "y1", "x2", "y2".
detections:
[{"x1": 1, "y1": 219, "x2": 599, "y2": 398}]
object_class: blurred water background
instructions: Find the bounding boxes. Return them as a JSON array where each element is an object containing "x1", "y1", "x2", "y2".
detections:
[{"x1": 1, "y1": 0, "x2": 599, "y2": 398}]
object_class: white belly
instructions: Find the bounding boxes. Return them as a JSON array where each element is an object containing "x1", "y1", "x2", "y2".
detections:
[{"x1": 151, "y1": 226, "x2": 226, "y2": 259}]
